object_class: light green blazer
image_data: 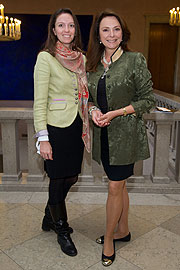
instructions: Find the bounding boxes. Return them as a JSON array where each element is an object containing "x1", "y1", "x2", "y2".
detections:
[{"x1": 34, "y1": 51, "x2": 81, "y2": 133}]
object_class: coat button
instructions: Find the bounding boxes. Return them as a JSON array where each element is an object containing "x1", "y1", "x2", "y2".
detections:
[
  {"x1": 75, "y1": 97, "x2": 78, "y2": 100},
  {"x1": 74, "y1": 88, "x2": 78, "y2": 91},
  {"x1": 75, "y1": 101, "x2": 78, "y2": 104}
]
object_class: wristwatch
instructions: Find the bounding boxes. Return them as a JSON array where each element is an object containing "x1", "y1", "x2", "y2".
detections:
[{"x1": 122, "y1": 107, "x2": 127, "y2": 116}]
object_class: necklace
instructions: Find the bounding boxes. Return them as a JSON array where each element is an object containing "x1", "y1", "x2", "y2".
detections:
[
  {"x1": 101, "y1": 47, "x2": 123, "y2": 79},
  {"x1": 102, "y1": 52, "x2": 111, "y2": 65},
  {"x1": 101, "y1": 52, "x2": 111, "y2": 79},
  {"x1": 101, "y1": 66, "x2": 109, "y2": 79}
]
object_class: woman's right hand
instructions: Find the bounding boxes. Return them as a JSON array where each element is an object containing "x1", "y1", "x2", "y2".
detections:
[{"x1": 40, "y1": 141, "x2": 53, "y2": 160}]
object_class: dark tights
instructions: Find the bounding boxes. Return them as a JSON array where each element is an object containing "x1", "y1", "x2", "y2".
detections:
[{"x1": 48, "y1": 175, "x2": 78, "y2": 205}]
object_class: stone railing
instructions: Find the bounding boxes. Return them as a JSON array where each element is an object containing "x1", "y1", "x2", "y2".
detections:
[
  {"x1": 144, "y1": 111, "x2": 180, "y2": 184},
  {"x1": 154, "y1": 89, "x2": 180, "y2": 110},
  {"x1": 153, "y1": 89, "x2": 180, "y2": 183},
  {"x1": 0, "y1": 107, "x2": 44, "y2": 182},
  {"x1": 0, "y1": 104, "x2": 180, "y2": 191},
  {"x1": 0, "y1": 106, "x2": 94, "y2": 186}
]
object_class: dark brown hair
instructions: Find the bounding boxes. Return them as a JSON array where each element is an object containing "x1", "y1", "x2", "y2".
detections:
[
  {"x1": 43, "y1": 8, "x2": 82, "y2": 55},
  {"x1": 86, "y1": 10, "x2": 131, "y2": 72}
]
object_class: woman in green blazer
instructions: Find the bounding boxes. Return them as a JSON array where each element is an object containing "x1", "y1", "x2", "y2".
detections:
[
  {"x1": 87, "y1": 10, "x2": 155, "y2": 266},
  {"x1": 34, "y1": 8, "x2": 90, "y2": 257}
]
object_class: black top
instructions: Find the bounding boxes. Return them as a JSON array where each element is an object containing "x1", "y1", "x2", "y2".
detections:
[{"x1": 97, "y1": 75, "x2": 108, "y2": 114}]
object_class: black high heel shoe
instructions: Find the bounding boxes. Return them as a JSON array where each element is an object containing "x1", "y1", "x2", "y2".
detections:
[
  {"x1": 96, "y1": 232, "x2": 131, "y2": 244},
  {"x1": 102, "y1": 242, "x2": 115, "y2": 267}
]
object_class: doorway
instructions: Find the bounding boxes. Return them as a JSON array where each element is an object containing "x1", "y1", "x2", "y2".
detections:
[{"x1": 148, "y1": 23, "x2": 178, "y2": 94}]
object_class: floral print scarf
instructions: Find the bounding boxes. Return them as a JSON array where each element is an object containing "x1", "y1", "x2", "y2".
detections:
[{"x1": 55, "y1": 41, "x2": 90, "y2": 152}]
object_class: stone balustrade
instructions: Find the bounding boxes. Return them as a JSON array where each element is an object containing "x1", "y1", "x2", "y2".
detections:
[
  {"x1": 0, "y1": 96, "x2": 180, "y2": 192},
  {"x1": 0, "y1": 108, "x2": 178, "y2": 180},
  {"x1": 144, "y1": 110, "x2": 180, "y2": 184},
  {"x1": 0, "y1": 108, "x2": 45, "y2": 182},
  {"x1": 153, "y1": 89, "x2": 180, "y2": 183}
]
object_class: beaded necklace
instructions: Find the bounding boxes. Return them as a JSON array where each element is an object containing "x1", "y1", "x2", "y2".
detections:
[
  {"x1": 101, "y1": 52, "x2": 111, "y2": 79},
  {"x1": 101, "y1": 46, "x2": 123, "y2": 79}
]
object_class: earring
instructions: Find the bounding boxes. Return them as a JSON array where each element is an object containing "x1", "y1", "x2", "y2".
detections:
[{"x1": 100, "y1": 41, "x2": 102, "y2": 44}]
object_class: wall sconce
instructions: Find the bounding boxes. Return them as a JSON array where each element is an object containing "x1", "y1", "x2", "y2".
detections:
[
  {"x1": 169, "y1": 7, "x2": 180, "y2": 26},
  {"x1": 0, "y1": 4, "x2": 21, "y2": 41}
]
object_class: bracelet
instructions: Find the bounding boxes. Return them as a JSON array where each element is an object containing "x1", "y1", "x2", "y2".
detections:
[
  {"x1": 122, "y1": 107, "x2": 127, "y2": 116},
  {"x1": 89, "y1": 106, "x2": 100, "y2": 116},
  {"x1": 38, "y1": 135, "x2": 49, "y2": 142}
]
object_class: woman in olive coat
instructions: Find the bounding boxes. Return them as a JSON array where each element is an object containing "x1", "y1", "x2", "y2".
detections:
[{"x1": 87, "y1": 10, "x2": 155, "y2": 266}]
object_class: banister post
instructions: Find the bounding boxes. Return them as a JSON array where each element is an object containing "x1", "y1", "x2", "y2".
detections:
[
  {"x1": 26, "y1": 119, "x2": 45, "y2": 181},
  {"x1": 174, "y1": 120, "x2": 180, "y2": 183},
  {"x1": 151, "y1": 119, "x2": 172, "y2": 183},
  {"x1": 1, "y1": 119, "x2": 22, "y2": 181}
]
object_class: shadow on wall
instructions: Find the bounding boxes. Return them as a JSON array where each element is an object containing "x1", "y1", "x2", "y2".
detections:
[{"x1": 0, "y1": 14, "x2": 93, "y2": 101}]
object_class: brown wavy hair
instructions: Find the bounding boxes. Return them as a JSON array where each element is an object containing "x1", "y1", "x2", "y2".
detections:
[
  {"x1": 42, "y1": 8, "x2": 82, "y2": 56},
  {"x1": 86, "y1": 10, "x2": 131, "y2": 72}
]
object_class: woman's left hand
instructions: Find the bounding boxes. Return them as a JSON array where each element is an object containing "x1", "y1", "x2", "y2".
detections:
[{"x1": 99, "y1": 111, "x2": 117, "y2": 125}]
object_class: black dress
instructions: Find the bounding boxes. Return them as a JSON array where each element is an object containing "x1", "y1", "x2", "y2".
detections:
[
  {"x1": 45, "y1": 113, "x2": 84, "y2": 179},
  {"x1": 97, "y1": 75, "x2": 134, "y2": 181}
]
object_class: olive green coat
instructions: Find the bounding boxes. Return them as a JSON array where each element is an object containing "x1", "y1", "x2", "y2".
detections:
[{"x1": 88, "y1": 51, "x2": 156, "y2": 165}]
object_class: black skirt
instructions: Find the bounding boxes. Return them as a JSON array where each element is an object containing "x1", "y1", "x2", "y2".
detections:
[
  {"x1": 101, "y1": 127, "x2": 134, "y2": 181},
  {"x1": 45, "y1": 114, "x2": 84, "y2": 179}
]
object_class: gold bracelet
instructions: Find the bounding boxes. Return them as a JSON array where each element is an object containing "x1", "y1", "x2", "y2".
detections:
[{"x1": 122, "y1": 107, "x2": 127, "y2": 116}]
